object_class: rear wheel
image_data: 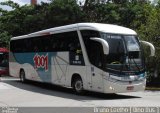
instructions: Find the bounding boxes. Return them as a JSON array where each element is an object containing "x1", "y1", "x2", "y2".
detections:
[
  {"x1": 73, "y1": 77, "x2": 84, "y2": 94},
  {"x1": 20, "y1": 70, "x2": 26, "y2": 82}
]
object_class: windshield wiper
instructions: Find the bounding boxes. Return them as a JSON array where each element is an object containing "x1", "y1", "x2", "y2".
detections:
[{"x1": 129, "y1": 56, "x2": 141, "y2": 72}]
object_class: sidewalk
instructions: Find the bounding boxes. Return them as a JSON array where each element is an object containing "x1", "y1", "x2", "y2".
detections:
[{"x1": 0, "y1": 76, "x2": 20, "y2": 81}]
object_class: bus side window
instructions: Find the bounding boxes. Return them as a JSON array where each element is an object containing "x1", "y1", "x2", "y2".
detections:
[
  {"x1": 68, "y1": 39, "x2": 81, "y2": 53},
  {"x1": 69, "y1": 43, "x2": 76, "y2": 52},
  {"x1": 51, "y1": 41, "x2": 56, "y2": 51},
  {"x1": 34, "y1": 46, "x2": 38, "y2": 52},
  {"x1": 80, "y1": 30, "x2": 102, "y2": 68},
  {"x1": 89, "y1": 41, "x2": 103, "y2": 68}
]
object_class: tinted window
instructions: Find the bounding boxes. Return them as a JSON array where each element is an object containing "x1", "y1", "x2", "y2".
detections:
[
  {"x1": 80, "y1": 30, "x2": 103, "y2": 68},
  {"x1": 10, "y1": 31, "x2": 80, "y2": 52}
]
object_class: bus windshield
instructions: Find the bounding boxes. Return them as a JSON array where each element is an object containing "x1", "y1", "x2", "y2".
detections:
[{"x1": 101, "y1": 33, "x2": 145, "y2": 75}]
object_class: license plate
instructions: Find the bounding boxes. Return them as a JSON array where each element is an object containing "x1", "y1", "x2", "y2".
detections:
[{"x1": 127, "y1": 86, "x2": 134, "y2": 90}]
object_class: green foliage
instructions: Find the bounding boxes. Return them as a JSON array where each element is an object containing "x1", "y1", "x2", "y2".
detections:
[
  {"x1": 45, "y1": 0, "x2": 84, "y2": 28},
  {"x1": 0, "y1": 31, "x2": 11, "y2": 48},
  {"x1": 0, "y1": 1, "x2": 159, "y2": 45},
  {"x1": 0, "y1": 0, "x2": 19, "y2": 9},
  {"x1": 83, "y1": 3, "x2": 121, "y2": 23}
]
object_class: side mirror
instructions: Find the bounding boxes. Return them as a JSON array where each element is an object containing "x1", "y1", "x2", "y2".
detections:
[
  {"x1": 90, "y1": 38, "x2": 109, "y2": 55},
  {"x1": 140, "y1": 40, "x2": 155, "y2": 56}
]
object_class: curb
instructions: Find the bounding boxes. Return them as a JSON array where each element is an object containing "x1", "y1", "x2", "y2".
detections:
[{"x1": 145, "y1": 87, "x2": 160, "y2": 91}]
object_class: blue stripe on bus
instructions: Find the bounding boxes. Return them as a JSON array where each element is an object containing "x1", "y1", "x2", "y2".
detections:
[{"x1": 13, "y1": 52, "x2": 57, "y2": 83}]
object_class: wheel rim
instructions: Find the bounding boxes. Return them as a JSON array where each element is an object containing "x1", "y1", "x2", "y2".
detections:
[{"x1": 75, "y1": 80, "x2": 83, "y2": 92}]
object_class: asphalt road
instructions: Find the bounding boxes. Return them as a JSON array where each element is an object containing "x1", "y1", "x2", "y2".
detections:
[{"x1": 0, "y1": 76, "x2": 160, "y2": 107}]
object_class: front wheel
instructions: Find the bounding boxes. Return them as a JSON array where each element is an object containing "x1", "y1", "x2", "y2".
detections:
[
  {"x1": 20, "y1": 70, "x2": 26, "y2": 82},
  {"x1": 73, "y1": 78, "x2": 84, "y2": 94}
]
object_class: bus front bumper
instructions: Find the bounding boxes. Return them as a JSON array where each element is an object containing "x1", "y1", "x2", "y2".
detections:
[{"x1": 103, "y1": 79, "x2": 146, "y2": 94}]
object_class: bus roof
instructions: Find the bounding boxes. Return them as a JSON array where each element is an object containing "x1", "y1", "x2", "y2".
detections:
[{"x1": 11, "y1": 23, "x2": 137, "y2": 40}]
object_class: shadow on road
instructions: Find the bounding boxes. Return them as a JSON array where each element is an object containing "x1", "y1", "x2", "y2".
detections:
[{"x1": 1, "y1": 76, "x2": 141, "y2": 101}]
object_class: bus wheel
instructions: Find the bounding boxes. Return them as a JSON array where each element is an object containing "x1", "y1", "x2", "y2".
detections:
[
  {"x1": 20, "y1": 70, "x2": 26, "y2": 82},
  {"x1": 73, "y1": 77, "x2": 84, "y2": 94}
]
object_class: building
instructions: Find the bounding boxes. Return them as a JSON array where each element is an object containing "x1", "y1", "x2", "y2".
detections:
[{"x1": 31, "y1": 0, "x2": 37, "y2": 5}]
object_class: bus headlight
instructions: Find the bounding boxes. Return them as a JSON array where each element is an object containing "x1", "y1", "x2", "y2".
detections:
[{"x1": 109, "y1": 86, "x2": 114, "y2": 90}]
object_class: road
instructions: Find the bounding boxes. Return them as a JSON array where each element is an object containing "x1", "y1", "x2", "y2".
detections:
[{"x1": 0, "y1": 76, "x2": 160, "y2": 107}]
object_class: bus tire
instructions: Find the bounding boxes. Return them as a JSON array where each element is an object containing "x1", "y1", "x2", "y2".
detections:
[
  {"x1": 20, "y1": 69, "x2": 26, "y2": 82},
  {"x1": 73, "y1": 77, "x2": 84, "y2": 95}
]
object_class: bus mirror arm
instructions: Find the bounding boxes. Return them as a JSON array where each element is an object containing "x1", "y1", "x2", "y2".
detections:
[
  {"x1": 140, "y1": 40, "x2": 155, "y2": 56},
  {"x1": 90, "y1": 38, "x2": 109, "y2": 55}
]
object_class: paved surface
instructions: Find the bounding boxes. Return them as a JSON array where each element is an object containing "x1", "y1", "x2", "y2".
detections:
[{"x1": 0, "y1": 76, "x2": 160, "y2": 107}]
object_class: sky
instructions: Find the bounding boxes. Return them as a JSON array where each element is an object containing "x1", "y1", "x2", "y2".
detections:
[
  {"x1": 0, "y1": 0, "x2": 156, "y2": 11},
  {"x1": 0, "y1": 0, "x2": 50, "y2": 10}
]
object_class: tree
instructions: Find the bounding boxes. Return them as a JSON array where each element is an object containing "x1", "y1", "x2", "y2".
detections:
[
  {"x1": 44, "y1": 0, "x2": 84, "y2": 28},
  {"x1": 0, "y1": 31, "x2": 11, "y2": 48}
]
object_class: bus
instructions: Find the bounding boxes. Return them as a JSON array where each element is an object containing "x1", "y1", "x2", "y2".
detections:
[
  {"x1": 9, "y1": 23, "x2": 155, "y2": 94},
  {"x1": 0, "y1": 48, "x2": 9, "y2": 76}
]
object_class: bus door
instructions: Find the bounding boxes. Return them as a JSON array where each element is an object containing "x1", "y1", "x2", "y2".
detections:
[
  {"x1": 87, "y1": 66, "x2": 104, "y2": 92},
  {"x1": 87, "y1": 41, "x2": 104, "y2": 92}
]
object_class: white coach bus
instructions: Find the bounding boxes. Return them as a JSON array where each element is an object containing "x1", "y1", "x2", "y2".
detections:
[{"x1": 9, "y1": 23, "x2": 155, "y2": 94}]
